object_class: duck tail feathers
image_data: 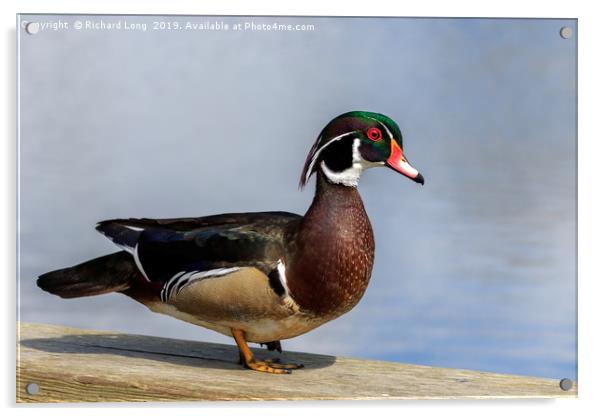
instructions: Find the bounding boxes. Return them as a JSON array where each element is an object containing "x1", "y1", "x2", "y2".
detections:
[{"x1": 37, "y1": 251, "x2": 137, "y2": 299}]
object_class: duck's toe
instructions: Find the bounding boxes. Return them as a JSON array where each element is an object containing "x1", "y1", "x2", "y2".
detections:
[
  {"x1": 264, "y1": 358, "x2": 304, "y2": 370},
  {"x1": 243, "y1": 358, "x2": 293, "y2": 374}
]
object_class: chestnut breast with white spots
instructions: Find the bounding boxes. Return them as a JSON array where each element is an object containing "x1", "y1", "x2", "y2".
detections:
[{"x1": 284, "y1": 173, "x2": 375, "y2": 318}]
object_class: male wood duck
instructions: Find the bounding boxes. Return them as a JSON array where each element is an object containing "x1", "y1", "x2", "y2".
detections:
[{"x1": 37, "y1": 111, "x2": 424, "y2": 374}]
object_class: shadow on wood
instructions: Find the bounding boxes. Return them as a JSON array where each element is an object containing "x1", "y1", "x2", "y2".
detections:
[
  {"x1": 21, "y1": 332, "x2": 336, "y2": 371},
  {"x1": 17, "y1": 322, "x2": 577, "y2": 403}
]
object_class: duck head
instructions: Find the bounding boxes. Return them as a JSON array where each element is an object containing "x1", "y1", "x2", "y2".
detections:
[{"x1": 300, "y1": 111, "x2": 424, "y2": 188}]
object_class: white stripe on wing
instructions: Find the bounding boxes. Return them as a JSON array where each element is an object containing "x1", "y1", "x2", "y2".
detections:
[
  {"x1": 133, "y1": 243, "x2": 151, "y2": 282},
  {"x1": 160, "y1": 267, "x2": 242, "y2": 302}
]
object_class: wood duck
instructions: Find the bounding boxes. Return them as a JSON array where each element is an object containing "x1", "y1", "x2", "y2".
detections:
[{"x1": 37, "y1": 111, "x2": 424, "y2": 374}]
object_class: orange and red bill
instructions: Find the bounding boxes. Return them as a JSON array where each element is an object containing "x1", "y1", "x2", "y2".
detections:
[{"x1": 386, "y1": 140, "x2": 424, "y2": 185}]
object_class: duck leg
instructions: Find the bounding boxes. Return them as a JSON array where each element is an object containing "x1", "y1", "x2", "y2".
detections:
[{"x1": 231, "y1": 329, "x2": 303, "y2": 374}]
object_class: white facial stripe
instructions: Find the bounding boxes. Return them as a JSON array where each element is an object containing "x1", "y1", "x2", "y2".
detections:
[
  {"x1": 320, "y1": 139, "x2": 384, "y2": 187},
  {"x1": 305, "y1": 131, "x2": 356, "y2": 183}
]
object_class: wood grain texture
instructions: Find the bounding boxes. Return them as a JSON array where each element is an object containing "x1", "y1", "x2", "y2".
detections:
[{"x1": 16, "y1": 322, "x2": 576, "y2": 403}]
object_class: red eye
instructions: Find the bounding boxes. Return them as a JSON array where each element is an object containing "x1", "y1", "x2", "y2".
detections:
[{"x1": 367, "y1": 127, "x2": 382, "y2": 142}]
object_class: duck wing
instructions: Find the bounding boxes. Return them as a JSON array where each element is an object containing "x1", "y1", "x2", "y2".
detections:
[{"x1": 96, "y1": 211, "x2": 301, "y2": 300}]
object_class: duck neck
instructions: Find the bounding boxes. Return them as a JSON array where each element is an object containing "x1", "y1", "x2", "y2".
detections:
[
  {"x1": 310, "y1": 170, "x2": 364, "y2": 214},
  {"x1": 286, "y1": 171, "x2": 375, "y2": 316}
]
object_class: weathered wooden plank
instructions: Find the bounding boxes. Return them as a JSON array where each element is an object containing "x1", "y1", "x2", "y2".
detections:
[{"x1": 16, "y1": 321, "x2": 576, "y2": 402}]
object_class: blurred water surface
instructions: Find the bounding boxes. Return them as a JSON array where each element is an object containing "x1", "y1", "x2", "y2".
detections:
[{"x1": 18, "y1": 16, "x2": 576, "y2": 380}]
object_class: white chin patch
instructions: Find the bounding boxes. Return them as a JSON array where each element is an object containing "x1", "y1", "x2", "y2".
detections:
[
  {"x1": 320, "y1": 161, "x2": 362, "y2": 187},
  {"x1": 320, "y1": 139, "x2": 383, "y2": 187}
]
